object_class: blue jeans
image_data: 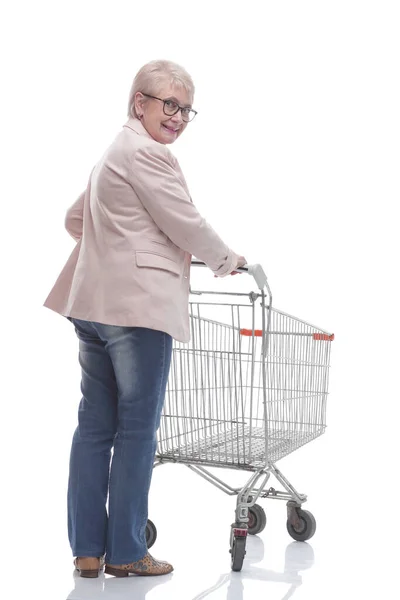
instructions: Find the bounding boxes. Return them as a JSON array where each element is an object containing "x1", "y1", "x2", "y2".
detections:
[{"x1": 67, "y1": 319, "x2": 172, "y2": 565}]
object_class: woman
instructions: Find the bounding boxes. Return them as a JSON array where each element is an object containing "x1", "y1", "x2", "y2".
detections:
[{"x1": 44, "y1": 59, "x2": 246, "y2": 578}]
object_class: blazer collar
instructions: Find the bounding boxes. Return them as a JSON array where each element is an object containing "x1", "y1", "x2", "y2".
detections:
[{"x1": 123, "y1": 117, "x2": 153, "y2": 139}]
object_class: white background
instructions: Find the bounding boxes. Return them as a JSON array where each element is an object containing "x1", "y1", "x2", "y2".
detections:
[{"x1": 1, "y1": 1, "x2": 399, "y2": 598}]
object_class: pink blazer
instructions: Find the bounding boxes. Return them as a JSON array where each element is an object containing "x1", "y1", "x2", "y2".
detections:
[{"x1": 43, "y1": 118, "x2": 239, "y2": 342}]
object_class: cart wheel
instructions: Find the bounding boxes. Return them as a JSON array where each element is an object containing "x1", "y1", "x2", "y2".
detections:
[
  {"x1": 231, "y1": 536, "x2": 247, "y2": 572},
  {"x1": 286, "y1": 509, "x2": 316, "y2": 542},
  {"x1": 146, "y1": 519, "x2": 157, "y2": 549},
  {"x1": 248, "y1": 504, "x2": 267, "y2": 535}
]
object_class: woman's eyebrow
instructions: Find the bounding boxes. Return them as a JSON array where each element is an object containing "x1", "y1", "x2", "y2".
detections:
[{"x1": 168, "y1": 96, "x2": 192, "y2": 108}]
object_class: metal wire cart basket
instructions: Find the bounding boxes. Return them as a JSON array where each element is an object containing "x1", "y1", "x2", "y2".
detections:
[{"x1": 147, "y1": 262, "x2": 334, "y2": 572}]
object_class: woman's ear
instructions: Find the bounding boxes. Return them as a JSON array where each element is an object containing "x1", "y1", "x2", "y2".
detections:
[{"x1": 134, "y1": 92, "x2": 145, "y2": 118}]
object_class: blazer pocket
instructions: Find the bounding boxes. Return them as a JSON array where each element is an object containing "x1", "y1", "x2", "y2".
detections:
[{"x1": 135, "y1": 251, "x2": 181, "y2": 276}]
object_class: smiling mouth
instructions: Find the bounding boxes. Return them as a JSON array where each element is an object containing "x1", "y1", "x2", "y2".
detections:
[{"x1": 162, "y1": 124, "x2": 179, "y2": 133}]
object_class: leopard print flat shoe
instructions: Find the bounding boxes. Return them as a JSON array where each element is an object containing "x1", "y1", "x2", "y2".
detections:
[
  {"x1": 74, "y1": 556, "x2": 105, "y2": 578},
  {"x1": 105, "y1": 553, "x2": 173, "y2": 577}
]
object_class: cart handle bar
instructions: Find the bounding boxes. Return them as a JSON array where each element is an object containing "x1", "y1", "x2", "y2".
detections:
[
  {"x1": 240, "y1": 329, "x2": 334, "y2": 341},
  {"x1": 191, "y1": 260, "x2": 269, "y2": 291}
]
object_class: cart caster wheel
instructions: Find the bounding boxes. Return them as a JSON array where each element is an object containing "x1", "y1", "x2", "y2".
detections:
[
  {"x1": 248, "y1": 504, "x2": 267, "y2": 535},
  {"x1": 286, "y1": 509, "x2": 316, "y2": 542},
  {"x1": 230, "y1": 536, "x2": 247, "y2": 572},
  {"x1": 146, "y1": 519, "x2": 157, "y2": 549}
]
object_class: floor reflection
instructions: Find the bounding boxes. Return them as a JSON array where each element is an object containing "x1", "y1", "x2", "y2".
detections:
[
  {"x1": 66, "y1": 569, "x2": 174, "y2": 599},
  {"x1": 192, "y1": 537, "x2": 315, "y2": 600}
]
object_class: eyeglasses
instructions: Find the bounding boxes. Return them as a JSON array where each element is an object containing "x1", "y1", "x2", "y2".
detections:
[{"x1": 141, "y1": 93, "x2": 197, "y2": 122}]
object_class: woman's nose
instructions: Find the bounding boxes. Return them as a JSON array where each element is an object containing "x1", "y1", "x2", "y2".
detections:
[{"x1": 170, "y1": 110, "x2": 183, "y2": 123}]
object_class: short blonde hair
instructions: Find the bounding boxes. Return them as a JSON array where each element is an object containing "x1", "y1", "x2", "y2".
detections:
[{"x1": 127, "y1": 59, "x2": 195, "y2": 118}]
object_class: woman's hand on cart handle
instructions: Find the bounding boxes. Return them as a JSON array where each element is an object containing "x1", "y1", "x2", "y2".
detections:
[
  {"x1": 231, "y1": 255, "x2": 247, "y2": 276},
  {"x1": 191, "y1": 259, "x2": 269, "y2": 291},
  {"x1": 212, "y1": 256, "x2": 247, "y2": 277}
]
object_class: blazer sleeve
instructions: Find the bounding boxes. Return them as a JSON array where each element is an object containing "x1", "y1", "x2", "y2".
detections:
[
  {"x1": 65, "y1": 191, "x2": 84, "y2": 241},
  {"x1": 131, "y1": 145, "x2": 239, "y2": 276}
]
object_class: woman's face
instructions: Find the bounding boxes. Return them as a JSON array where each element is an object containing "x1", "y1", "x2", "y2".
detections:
[{"x1": 136, "y1": 83, "x2": 192, "y2": 144}]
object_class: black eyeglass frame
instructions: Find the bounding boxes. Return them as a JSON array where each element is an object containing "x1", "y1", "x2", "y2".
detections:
[{"x1": 141, "y1": 93, "x2": 197, "y2": 122}]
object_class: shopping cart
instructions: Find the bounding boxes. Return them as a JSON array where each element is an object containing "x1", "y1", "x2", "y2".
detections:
[{"x1": 147, "y1": 261, "x2": 334, "y2": 572}]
